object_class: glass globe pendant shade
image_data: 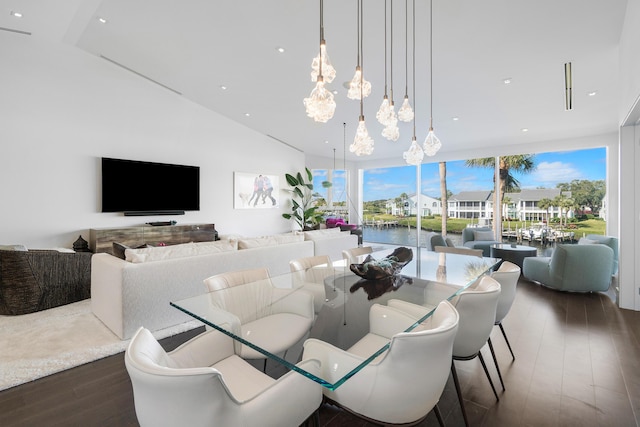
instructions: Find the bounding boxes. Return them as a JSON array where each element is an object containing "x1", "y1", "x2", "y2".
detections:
[
  {"x1": 350, "y1": 117, "x2": 374, "y2": 156},
  {"x1": 303, "y1": 77, "x2": 336, "y2": 123},
  {"x1": 347, "y1": 66, "x2": 371, "y2": 100},
  {"x1": 382, "y1": 104, "x2": 399, "y2": 141},
  {"x1": 403, "y1": 136, "x2": 424, "y2": 165},
  {"x1": 376, "y1": 96, "x2": 391, "y2": 125},
  {"x1": 423, "y1": 127, "x2": 442, "y2": 156},
  {"x1": 398, "y1": 96, "x2": 415, "y2": 122},
  {"x1": 310, "y1": 41, "x2": 336, "y2": 83}
]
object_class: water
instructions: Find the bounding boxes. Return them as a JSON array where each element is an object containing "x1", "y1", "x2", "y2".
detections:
[{"x1": 362, "y1": 226, "x2": 555, "y2": 256}]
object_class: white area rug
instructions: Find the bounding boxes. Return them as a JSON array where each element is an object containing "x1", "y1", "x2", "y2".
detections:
[{"x1": 0, "y1": 299, "x2": 200, "y2": 391}]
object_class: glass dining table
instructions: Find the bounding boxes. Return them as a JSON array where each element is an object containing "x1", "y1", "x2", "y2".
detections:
[{"x1": 171, "y1": 245, "x2": 500, "y2": 390}]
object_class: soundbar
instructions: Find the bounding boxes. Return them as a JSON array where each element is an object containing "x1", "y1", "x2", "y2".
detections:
[{"x1": 124, "y1": 210, "x2": 185, "y2": 216}]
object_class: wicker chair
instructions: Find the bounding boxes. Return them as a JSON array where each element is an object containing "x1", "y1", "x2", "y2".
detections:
[{"x1": 0, "y1": 250, "x2": 92, "y2": 315}]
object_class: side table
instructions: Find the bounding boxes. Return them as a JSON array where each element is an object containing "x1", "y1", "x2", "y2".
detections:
[{"x1": 490, "y1": 243, "x2": 537, "y2": 271}]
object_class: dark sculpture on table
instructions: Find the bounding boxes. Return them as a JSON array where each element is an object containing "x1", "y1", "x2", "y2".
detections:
[{"x1": 349, "y1": 247, "x2": 414, "y2": 300}]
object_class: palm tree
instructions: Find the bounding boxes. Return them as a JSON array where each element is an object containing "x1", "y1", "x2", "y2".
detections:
[
  {"x1": 538, "y1": 197, "x2": 553, "y2": 224},
  {"x1": 465, "y1": 155, "x2": 536, "y2": 232},
  {"x1": 439, "y1": 162, "x2": 448, "y2": 237}
]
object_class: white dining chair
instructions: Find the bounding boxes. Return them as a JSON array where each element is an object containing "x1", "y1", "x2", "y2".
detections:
[
  {"x1": 290, "y1": 255, "x2": 332, "y2": 313},
  {"x1": 302, "y1": 300, "x2": 459, "y2": 426},
  {"x1": 125, "y1": 326, "x2": 323, "y2": 427},
  {"x1": 203, "y1": 268, "x2": 314, "y2": 370},
  {"x1": 342, "y1": 246, "x2": 373, "y2": 265}
]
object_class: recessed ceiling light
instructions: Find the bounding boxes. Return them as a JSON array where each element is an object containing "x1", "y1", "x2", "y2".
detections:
[
  {"x1": 503, "y1": 78, "x2": 512, "y2": 85},
  {"x1": 276, "y1": 47, "x2": 285, "y2": 53},
  {"x1": 97, "y1": 17, "x2": 107, "y2": 24},
  {"x1": 588, "y1": 91, "x2": 597, "y2": 97},
  {"x1": 332, "y1": 90, "x2": 338, "y2": 94},
  {"x1": 521, "y1": 128, "x2": 529, "y2": 132},
  {"x1": 324, "y1": 140, "x2": 329, "y2": 144},
  {"x1": 220, "y1": 85, "x2": 227, "y2": 90},
  {"x1": 452, "y1": 117, "x2": 459, "y2": 121},
  {"x1": 10, "y1": 11, "x2": 23, "y2": 18},
  {"x1": 244, "y1": 113, "x2": 251, "y2": 117}
]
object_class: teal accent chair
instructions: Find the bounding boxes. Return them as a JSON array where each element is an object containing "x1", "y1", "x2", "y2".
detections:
[
  {"x1": 461, "y1": 227, "x2": 500, "y2": 256},
  {"x1": 522, "y1": 244, "x2": 614, "y2": 292},
  {"x1": 585, "y1": 234, "x2": 619, "y2": 275}
]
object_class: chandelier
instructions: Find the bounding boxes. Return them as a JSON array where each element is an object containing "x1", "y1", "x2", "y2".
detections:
[{"x1": 303, "y1": 0, "x2": 336, "y2": 123}]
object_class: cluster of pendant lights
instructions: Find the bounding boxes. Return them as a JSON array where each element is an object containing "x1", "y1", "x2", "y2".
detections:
[{"x1": 304, "y1": 0, "x2": 442, "y2": 164}]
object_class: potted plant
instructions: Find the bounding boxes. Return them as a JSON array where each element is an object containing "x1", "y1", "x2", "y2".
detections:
[{"x1": 282, "y1": 168, "x2": 325, "y2": 230}]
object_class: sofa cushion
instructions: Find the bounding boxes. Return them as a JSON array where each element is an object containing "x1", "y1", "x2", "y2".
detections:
[
  {"x1": 0, "y1": 244, "x2": 28, "y2": 251},
  {"x1": 237, "y1": 233, "x2": 303, "y2": 249},
  {"x1": 303, "y1": 228, "x2": 342, "y2": 241},
  {"x1": 473, "y1": 230, "x2": 495, "y2": 241},
  {"x1": 126, "y1": 240, "x2": 237, "y2": 263}
]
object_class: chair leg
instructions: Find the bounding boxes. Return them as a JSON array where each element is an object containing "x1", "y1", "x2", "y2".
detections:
[
  {"x1": 499, "y1": 322, "x2": 516, "y2": 360},
  {"x1": 487, "y1": 337, "x2": 506, "y2": 391},
  {"x1": 433, "y1": 404, "x2": 446, "y2": 427},
  {"x1": 478, "y1": 351, "x2": 500, "y2": 401},
  {"x1": 450, "y1": 361, "x2": 470, "y2": 427}
]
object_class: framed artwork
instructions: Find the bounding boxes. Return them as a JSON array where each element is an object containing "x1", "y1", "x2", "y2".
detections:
[{"x1": 234, "y1": 172, "x2": 280, "y2": 209}]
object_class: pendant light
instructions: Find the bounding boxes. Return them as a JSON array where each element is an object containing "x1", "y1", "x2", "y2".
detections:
[
  {"x1": 403, "y1": 0, "x2": 424, "y2": 165},
  {"x1": 347, "y1": 0, "x2": 371, "y2": 100},
  {"x1": 304, "y1": 0, "x2": 336, "y2": 123},
  {"x1": 350, "y1": 0, "x2": 374, "y2": 156},
  {"x1": 423, "y1": 0, "x2": 442, "y2": 156},
  {"x1": 398, "y1": 0, "x2": 414, "y2": 122},
  {"x1": 381, "y1": 0, "x2": 399, "y2": 141},
  {"x1": 376, "y1": 0, "x2": 391, "y2": 126}
]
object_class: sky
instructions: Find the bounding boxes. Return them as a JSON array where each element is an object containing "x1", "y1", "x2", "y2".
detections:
[{"x1": 362, "y1": 147, "x2": 607, "y2": 201}]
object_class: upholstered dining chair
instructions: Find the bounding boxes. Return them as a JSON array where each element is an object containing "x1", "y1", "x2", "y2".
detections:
[
  {"x1": 203, "y1": 268, "x2": 314, "y2": 369},
  {"x1": 341, "y1": 246, "x2": 373, "y2": 265},
  {"x1": 449, "y1": 275, "x2": 502, "y2": 427},
  {"x1": 125, "y1": 326, "x2": 323, "y2": 427},
  {"x1": 290, "y1": 255, "x2": 332, "y2": 313},
  {"x1": 302, "y1": 300, "x2": 459, "y2": 426},
  {"x1": 434, "y1": 246, "x2": 483, "y2": 257},
  {"x1": 491, "y1": 261, "x2": 520, "y2": 361}
]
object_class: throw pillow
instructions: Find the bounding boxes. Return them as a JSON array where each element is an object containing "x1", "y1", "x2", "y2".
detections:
[
  {"x1": 0, "y1": 244, "x2": 28, "y2": 251},
  {"x1": 473, "y1": 230, "x2": 495, "y2": 241}
]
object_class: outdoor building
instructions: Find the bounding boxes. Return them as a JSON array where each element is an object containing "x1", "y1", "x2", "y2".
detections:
[
  {"x1": 385, "y1": 194, "x2": 442, "y2": 217},
  {"x1": 448, "y1": 189, "x2": 573, "y2": 222}
]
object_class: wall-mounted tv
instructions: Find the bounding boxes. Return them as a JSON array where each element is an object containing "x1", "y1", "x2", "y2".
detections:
[{"x1": 101, "y1": 157, "x2": 200, "y2": 216}]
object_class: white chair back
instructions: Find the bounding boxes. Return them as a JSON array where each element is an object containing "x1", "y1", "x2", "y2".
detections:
[
  {"x1": 290, "y1": 255, "x2": 331, "y2": 271},
  {"x1": 203, "y1": 267, "x2": 269, "y2": 292},
  {"x1": 311, "y1": 300, "x2": 459, "y2": 425},
  {"x1": 342, "y1": 246, "x2": 373, "y2": 264},
  {"x1": 450, "y1": 275, "x2": 501, "y2": 358},
  {"x1": 491, "y1": 261, "x2": 520, "y2": 323},
  {"x1": 434, "y1": 246, "x2": 483, "y2": 257}
]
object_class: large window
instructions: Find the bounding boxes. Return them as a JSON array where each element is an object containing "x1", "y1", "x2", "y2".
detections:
[
  {"x1": 311, "y1": 169, "x2": 348, "y2": 220},
  {"x1": 359, "y1": 147, "x2": 607, "y2": 246}
]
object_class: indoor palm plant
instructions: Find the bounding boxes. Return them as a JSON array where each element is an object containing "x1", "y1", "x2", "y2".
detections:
[{"x1": 282, "y1": 168, "x2": 324, "y2": 230}]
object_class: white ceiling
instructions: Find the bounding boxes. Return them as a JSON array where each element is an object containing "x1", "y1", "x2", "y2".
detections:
[{"x1": 1, "y1": 0, "x2": 629, "y2": 162}]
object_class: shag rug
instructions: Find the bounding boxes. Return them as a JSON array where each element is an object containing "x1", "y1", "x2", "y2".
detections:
[{"x1": 0, "y1": 299, "x2": 200, "y2": 391}]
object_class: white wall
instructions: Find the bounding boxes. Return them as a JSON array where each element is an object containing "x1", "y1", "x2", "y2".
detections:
[
  {"x1": 0, "y1": 32, "x2": 304, "y2": 248},
  {"x1": 617, "y1": 0, "x2": 640, "y2": 310}
]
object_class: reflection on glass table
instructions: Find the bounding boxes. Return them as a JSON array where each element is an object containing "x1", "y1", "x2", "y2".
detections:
[{"x1": 171, "y1": 246, "x2": 500, "y2": 390}]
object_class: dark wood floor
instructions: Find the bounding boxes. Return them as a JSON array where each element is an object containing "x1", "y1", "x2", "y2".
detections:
[{"x1": 1, "y1": 277, "x2": 639, "y2": 427}]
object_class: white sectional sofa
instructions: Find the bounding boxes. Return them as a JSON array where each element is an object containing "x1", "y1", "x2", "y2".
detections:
[
  {"x1": 91, "y1": 231, "x2": 358, "y2": 339},
  {"x1": 302, "y1": 228, "x2": 359, "y2": 263}
]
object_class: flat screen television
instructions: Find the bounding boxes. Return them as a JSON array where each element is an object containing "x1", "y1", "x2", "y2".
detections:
[{"x1": 101, "y1": 157, "x2": 200, "y2": 215}]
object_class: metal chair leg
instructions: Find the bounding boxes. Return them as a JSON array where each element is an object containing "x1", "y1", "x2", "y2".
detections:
[
  {"x1": 433, "y1": 404, "x2": 446, "y2": 427},
  {"x1": 478, "y1": 351, "x2": 500, "y2": 401},
  {"x1": 487, "y1": 337, "x2": 506, "y2": 391},
  {"x1": 450, "y1": 361, "x2": 470, "y2": 427},
  {"x1": 499, "y1": 322, "x2": 516, "y2": 360}
]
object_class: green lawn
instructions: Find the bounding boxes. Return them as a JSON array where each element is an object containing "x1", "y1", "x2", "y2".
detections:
[{"x1": 362, "y1": 214, "x2": 607, "y2": 237}]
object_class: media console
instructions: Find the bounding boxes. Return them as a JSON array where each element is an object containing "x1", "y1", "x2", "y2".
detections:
[{"x1": 89, "y1": 223, "x2": 218, "y2": 255}]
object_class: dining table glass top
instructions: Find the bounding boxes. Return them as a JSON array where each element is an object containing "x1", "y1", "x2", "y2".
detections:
[{"x1": 171, "y1": 246, "x2": 501, "y2": 390}]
